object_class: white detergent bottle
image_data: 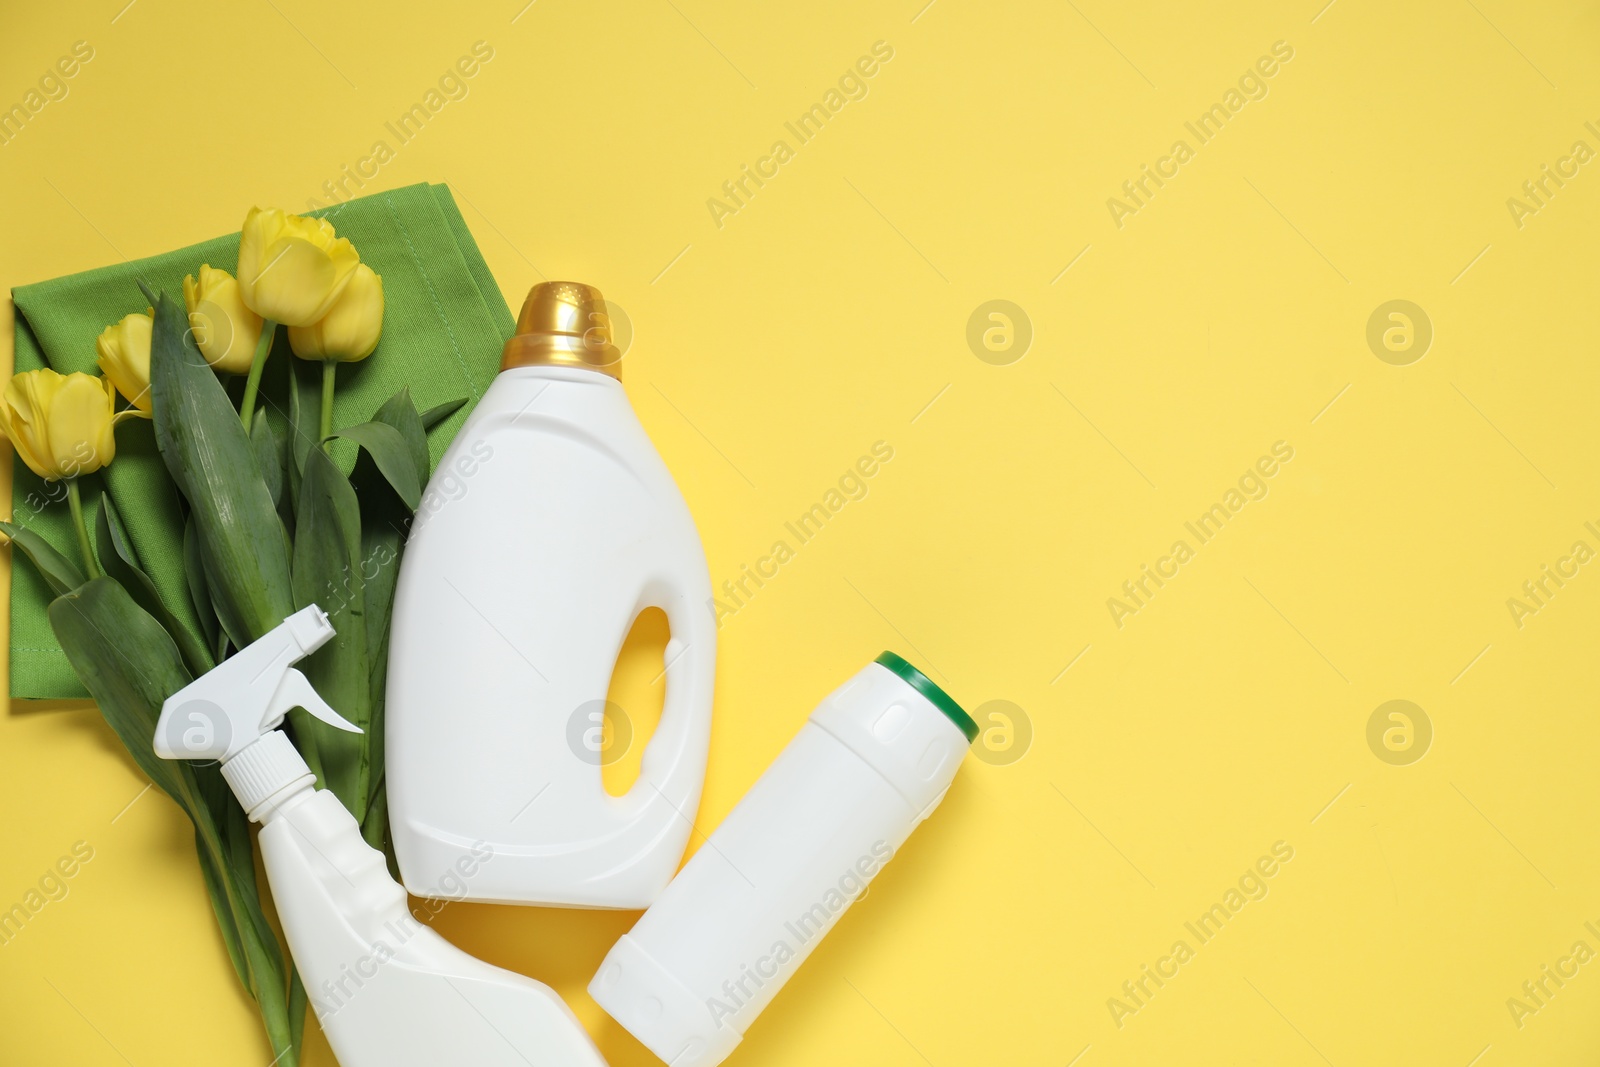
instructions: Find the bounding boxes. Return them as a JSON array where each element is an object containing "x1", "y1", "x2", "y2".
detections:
[
  {"x1": 153, "y1": 606, "x2": 608, "y2": 1067},
  {"x1": 386, "y1": 281, "x2": 716, "y2": 909},
  {"x1": 590, "y1": 652, "x2": 977, "y2": 1067}
]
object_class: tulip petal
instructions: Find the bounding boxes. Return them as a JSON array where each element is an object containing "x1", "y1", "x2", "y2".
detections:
[
  {"x1": 288, "y1": 262, "x2": 384, "y2": 363},
  {"x1": 45, "y1": 373, "x2": 116, "y2": 478},
  {"x1": 3, "y1": 370, "x2": 67, "y2": 479},
  {"x1": 322, "y1": 236, "x2": 361, "y2": 307},
  {"x1": 249, "y1": 237, "x2": 338, "y2": 326},
  {"x1": 235, "y1": 206, "x2": 270, "y2": 294},
  {"x1": 0, "y1": 401, "x2": 54, "y2": 480},
  {"x1": 96, "y1": 312, "x2": 153, "y2": 412},
  {"x1": 186, "y1": 264, "x2": 264, "y2": 374},
  {"x1": 236, "y1": 208, "x2": 363, "y2": 327},
  {"x1": 191, "y1": 298, "x2": 251, "y2": 372}
]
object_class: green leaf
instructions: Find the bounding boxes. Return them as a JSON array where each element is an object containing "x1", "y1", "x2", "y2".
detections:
[
  {"x1": 204, "y1": 787, "x2": 297, "y2": 1067},
  {"x1": 350, "y1": 387, "x2": 427, "y2": 843},
  {"x1": 96, "y1": 495, "x2": 214, "y2": 678},
  {"x1": 48, "y1": 578, "x2": 191, "y2": 800},
  {"x1": 355, "y1": 503, "x2": 401, "y2": 831},
  {"x1": 290, "y1": 447, "x2": 371, "y2": 819},
  {"x1": 250, "y1": 409, "x2": 284, "y2": 511},
  {"x1": 327, "y1": 422, "x2": 421, "y2": 511},
  {"x1": 50, "y1": 576, "x2": 297, "y2": 1066},
  {"x1": 0, "y1": 519, "x2": 86, "y2": 596},
  {"x1": 361, "y1": 777, "x2": 397, "y2": 878},
  {"x1": 286, "y1": 357, "x2": 318, "y2": 508},
  {"x1": 374, "y1": 387, "x2": 429, "y2": 489},
  {"x1": 289, "y1": 968, "x2": 308, "y2": 1059},
  {"x1": 287, "y1": 364, "x2": 304, "y2": 505},
  {"x1": 148, "y1": 293, "x2": 294, "y2": 648},
  {"x1": 182, "y1": 513, "x2": 221, "y2": 653},
  {"x1": 195, "y1": 824, "x2": 250, "y2": 991},
  {"x1": 420, "y1": 396, "x2": 468, "y2": 431}
]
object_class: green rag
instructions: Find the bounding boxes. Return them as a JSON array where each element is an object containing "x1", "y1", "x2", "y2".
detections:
[{"x1": 10, "y1": 183, "x2": 516, "y2": 699}]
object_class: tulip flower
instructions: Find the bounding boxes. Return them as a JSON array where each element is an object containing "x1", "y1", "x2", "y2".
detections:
[
  {"x1": 289, "y1": 263, "x2": 384, "y2": 442},
  {"x1": 288, "y1": 264, "x2": 383, "y2": 364},
  {"x1": 0, "y1": 369, "x2": 127, "y2": 578},
  {"x1": 234, "y1": 208, "x2": 360, "y2": 428},
  {"x1": 0, "y1": 369, "x2": 121, "y2": 481},
  {"x1": 235, "y1": 207, "x2": 361, "y2": 327},
  {"x1": 95, "y1": 311, "x2": 155, "y2": 415},
  {"x1": 183, "y1": 264, "x2": 262, "y2": 375}
]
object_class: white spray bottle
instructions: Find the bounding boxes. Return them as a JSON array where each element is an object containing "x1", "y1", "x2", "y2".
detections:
[
  {"x1": 153, "y1": 606, "x2": 608, "y2": 1067},
  {"x1": 386, "y1": 281, "x2": 716, "y2": 909}
]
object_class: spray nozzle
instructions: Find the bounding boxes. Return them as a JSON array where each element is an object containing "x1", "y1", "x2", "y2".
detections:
[{"x1": 155, "y1": 605, "x2": 361, "y2": 764}]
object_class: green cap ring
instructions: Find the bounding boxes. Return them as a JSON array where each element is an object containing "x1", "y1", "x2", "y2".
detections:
[{"x1": 874, "y1": 651, "x2": 978, "y2": 744}]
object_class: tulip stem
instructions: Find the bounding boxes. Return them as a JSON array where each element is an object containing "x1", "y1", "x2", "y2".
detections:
[
  {"x1": 65, "y1": 479, "x2": 101, "y2": 581},
  {"x1": 239, "y1": 320, "x2": 277, "y2": 429},
  {"x1": 319, "y1": 361, "x2": 337, "y2": 447}
]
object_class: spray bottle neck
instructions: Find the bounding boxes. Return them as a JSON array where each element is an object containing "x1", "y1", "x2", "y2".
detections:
[{"x1": 221, "y1": 730, "x2": 317, "y2": 824}]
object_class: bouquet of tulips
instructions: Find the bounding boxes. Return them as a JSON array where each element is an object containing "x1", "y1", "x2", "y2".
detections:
[{"x1": 2, "y1": 208, "x2": 460, "y2": 1065}]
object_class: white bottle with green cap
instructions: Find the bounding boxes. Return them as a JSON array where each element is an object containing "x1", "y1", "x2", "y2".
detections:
[{"x1": 589, "y1": 652, "x2": 977, "y2": 1067}]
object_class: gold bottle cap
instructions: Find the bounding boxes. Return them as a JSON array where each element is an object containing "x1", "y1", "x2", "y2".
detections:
[{"x1": 501, "y1": 281, "x2": 622, "y2": 378}]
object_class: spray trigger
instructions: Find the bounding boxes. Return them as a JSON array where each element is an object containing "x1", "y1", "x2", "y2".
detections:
[
  {"x1": 154, "y1": 605, "x2": 363, "y2": 763},
  {"x1": 271, "y1": 667, "x2": 361, "y2": 735}
]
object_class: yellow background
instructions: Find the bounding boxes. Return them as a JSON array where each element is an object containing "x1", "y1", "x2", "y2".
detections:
[{"x1": 2, "y1": 0, "x2": 1599, "y2": 1064}]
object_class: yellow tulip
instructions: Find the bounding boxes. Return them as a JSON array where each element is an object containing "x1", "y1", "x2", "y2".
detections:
[
  {"x1": 95, "y1": 311, "x2": 153, "y2": 414},
  {"x1": 288, "y1": 263, "x2": 384, "y2": 363},
  {"x1": 184, "y1": 264, "x2": 263, "y2": 374},
  {"x1": 0, "y1": 369, "x2": 119, "y2": 481},
  {"x1": 235, "y1": 207, "x2": 360, "y2": 327}
]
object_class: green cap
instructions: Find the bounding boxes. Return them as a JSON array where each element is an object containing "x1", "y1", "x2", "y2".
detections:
[{"x1": 874, "y1": 651, "x2": 978, "y2": 744}]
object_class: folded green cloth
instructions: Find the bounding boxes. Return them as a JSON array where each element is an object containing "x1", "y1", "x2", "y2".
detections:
[{"x1": 10, "y1": 183, "x2": 516, "y2": 699}]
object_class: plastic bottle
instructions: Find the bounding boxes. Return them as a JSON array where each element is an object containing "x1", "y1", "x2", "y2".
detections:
[
  {"x1": 589, "y1": 652, "x2": 976, "y2": 1067},
  {"x1": 386, "y1": 281, "x2": 716, "y2": 909},
  {"x1": 153, "y1": 606, "x2": 608, "y2": 1067}
]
